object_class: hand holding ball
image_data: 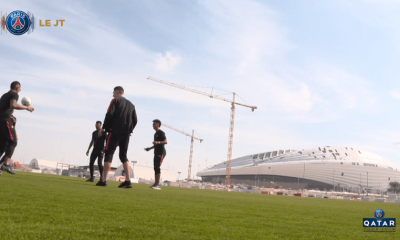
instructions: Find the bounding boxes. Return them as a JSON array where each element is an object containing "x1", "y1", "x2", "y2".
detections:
[
  {"x1": 21, "y1": 97, "x2": 34, "y2": 112},
  {"x1": 21, "y1": 97, "x2": 32, "y2": 106}
]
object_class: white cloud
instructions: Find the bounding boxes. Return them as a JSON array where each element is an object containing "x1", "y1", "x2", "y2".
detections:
[
  {"x1": 390, "y1": 90, "x2": 400, "y2": 99},
  {"x1": 201, "y1": 0, "x2": 291, "y2": 71},
  {"x1": 197, "y1": 0, "x2": 377, "y2": 123},
  {"x1": 155, "y1": 51, "x2": 182, "y2": 73}
]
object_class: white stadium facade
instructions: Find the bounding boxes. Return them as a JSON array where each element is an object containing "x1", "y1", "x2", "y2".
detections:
[{"x1": 197, "y1": 146, "x2": 400, "y2": 193}]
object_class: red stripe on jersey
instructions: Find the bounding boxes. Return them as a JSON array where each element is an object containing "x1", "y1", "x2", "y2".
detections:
[
  {"x1": 160, "y1": 154, "x2": 164, "y2": 166},
  {"x1": 105, "y1": 133, "x2": 112, "y2": 150},
  {"x1": 6, "y1": 120, "x2": 14, "y2": 141},
  {"x1": 107, "y1": 99, "x2": 115, "y2": 112}
]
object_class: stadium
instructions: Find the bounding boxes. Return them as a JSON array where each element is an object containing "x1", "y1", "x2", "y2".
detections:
[{"x1": 197, "y1": 146, "x2": 400, "y2": 193}]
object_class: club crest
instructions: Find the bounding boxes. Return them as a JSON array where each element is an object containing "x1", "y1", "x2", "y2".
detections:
[{"x1": 6, "y1": 10, "x2": 31, "y2": 35}]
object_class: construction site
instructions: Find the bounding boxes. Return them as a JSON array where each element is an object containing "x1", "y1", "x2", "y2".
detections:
[
  {"x1": 4, "y1": 76, "x2": 399, "y2": 206},
  {"x1": 6, "y1": 154, "x2": 399, "y2": 205}
]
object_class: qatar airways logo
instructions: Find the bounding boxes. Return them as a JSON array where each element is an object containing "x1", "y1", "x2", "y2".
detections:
[{"x1": 363, "y1": 209, "x2": 396, "y2": 232}]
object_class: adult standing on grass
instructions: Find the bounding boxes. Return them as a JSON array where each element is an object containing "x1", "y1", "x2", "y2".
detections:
[
  {"x1": 145, "y1": 119, "x2": 167, "y2": 190},
  {"x1": 85, "y1": 121, "x2": 107, "y2": 182},
  {"x1": 0, "y1": 114, "x2": 18, "y2": 171},
  {"x1": 0, "y1": 81, "x2": 34, "y2": 175},
  {"x1": 96, "y1": 86, "x2": 137, "y2": 188}
]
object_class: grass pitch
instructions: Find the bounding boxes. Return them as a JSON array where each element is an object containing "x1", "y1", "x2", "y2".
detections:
[{"x1": 0, "y1": 172, "x2": 398, "y2": 239}]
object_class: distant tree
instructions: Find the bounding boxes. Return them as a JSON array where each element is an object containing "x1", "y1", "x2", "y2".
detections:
[{"x1": 387, "y1": 181, "x2": 400, "y2": 194}]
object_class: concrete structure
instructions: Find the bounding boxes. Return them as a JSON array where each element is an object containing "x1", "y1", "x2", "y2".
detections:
[
  {"x1": 115, "y1": 164, "x2": 176, "y2": 182},
  {"x1": 115, "y1": 165, "x2": 135, "y2": 178},
  {"x1": 78, "y1": 165, "x2": 117, "y2": 178},
  {"x1": 388, "y1": 194, "x2": 398, "y2": 201},
  {"x1": 197, "y1": 146, "x2": 400, "y2": 193},
  {"x1": 29, "y1": 158, "x2": 75, "y2": 173}
]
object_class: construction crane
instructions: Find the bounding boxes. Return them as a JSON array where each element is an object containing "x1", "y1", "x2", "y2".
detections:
[
  {"x1": 147, "y1": 76, "x2": 257, "y2": 188},
  {"x1": 162, "y1": 123, "x2": 203, "y2": 181}
]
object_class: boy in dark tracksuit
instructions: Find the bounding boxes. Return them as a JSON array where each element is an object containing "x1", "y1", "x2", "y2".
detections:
[
  {"x1": 97, "y1": 86, "x2": 138, "y2": 188},
  {"x1": 85, "y1": 121, "x2": 107, "y2": 182},
  {"x1": 145, "y1": 119, "x2": 168, "y2": 190}
]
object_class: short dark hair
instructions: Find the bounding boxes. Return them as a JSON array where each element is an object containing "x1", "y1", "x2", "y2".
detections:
[
  {"x1": 96, "y1": 121, "x2": 102, "y2": 125},
  {"x1": 153, "y1": 119, "x2": 162, "y2": 127},
  {"x1": 114, "y1": 86, "x2": 124, "y2": 94},
  {"x1": 10, "y1": 81, "x2": 21, "y2": 90}
]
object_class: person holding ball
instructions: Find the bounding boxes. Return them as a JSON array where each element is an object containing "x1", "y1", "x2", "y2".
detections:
[{"x1": 0, "y1": 81, "x2": 34, "y2": 175}]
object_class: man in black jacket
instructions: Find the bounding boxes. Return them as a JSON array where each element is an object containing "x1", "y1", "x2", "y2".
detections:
[{"x1": 97, "y1": 86, "x2": 137, "y2": 188}]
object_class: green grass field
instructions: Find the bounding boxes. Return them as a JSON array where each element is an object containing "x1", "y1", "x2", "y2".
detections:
[{"x1": 0, "y1": 172, "x2": 398, "y2": 239}]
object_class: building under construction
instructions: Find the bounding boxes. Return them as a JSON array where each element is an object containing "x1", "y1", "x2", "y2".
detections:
[{"x1": 197, "y1": 146, "x2": 400, "y2": 193}]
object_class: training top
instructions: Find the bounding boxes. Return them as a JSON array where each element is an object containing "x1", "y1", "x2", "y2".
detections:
[
  {"x1": 154, "y1": 129, "x2": 166, "y2": 155},
  {"x1": 0, "y1": 91, "x2": 19, "y2": 121},
  {"x1": 103, "y1": 96, "x2": 138, "y2": 134},
  {"x1": 92, "y1": 130, "x2": 107, "y2": 152}
]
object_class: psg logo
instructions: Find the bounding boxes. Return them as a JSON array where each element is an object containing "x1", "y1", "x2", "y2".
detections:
[
  {"x1": 374, "y1": 209, "x2": 385, "y2": 220},
  {"x1": 6, "y1": 10, "x2": 31, "y2": 35}
]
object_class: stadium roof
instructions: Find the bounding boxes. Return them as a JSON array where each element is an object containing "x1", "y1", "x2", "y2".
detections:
[{"x1": 206, "y1": 146, "x2": 400, "y2": 171}]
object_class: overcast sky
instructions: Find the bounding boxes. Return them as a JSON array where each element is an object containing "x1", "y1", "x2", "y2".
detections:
[{"x1": 1, "y1": 0, "x2": 400, "y2": 179}]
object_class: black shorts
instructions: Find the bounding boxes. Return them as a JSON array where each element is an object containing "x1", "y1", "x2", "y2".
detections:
[
  {"x1": 153, "y1": 153, "x2": 165, "y2": 175},
  {"x1": 0, "y1": 118, "x2": 17, "y2": 142},
  {"x1": 104, "y1": 133, "x2": 130, "y2": 163},
  {"x1": 0, "y1": 118, "x2": 17, "y2": 159}
]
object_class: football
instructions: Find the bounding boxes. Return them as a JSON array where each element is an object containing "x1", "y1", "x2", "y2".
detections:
[{"x1": 21, "y1": 97, "x2": 32, "y2": 107}]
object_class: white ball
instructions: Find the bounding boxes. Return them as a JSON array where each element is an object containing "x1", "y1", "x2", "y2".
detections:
[{"x1": 21, "y1": 97, "x2": 32, "y2": 107}]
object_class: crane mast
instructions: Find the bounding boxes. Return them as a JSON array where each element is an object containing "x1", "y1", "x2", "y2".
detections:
[
  {"x1": 226, "y1": 94, "x2": 235, "y2": 186},
  {"x1": 162, "y1": 123, "x2": 203, "y2": 181},
  {"x1": 189, "y1": 130, "x2": 195, "y2": 180},
  {"x1": 147, "y1": 76, "x2": 257, "y2": 189}
]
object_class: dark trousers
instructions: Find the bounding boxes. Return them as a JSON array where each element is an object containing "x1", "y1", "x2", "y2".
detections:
[
  {"x1": 0, "y1": 141, "x2": 18, "y2": 164},
  {"x1": 89, "y1": 151, "x2": 104, "y2": 179},
  {"x1": 104, "y1": 133, "x2": 130, "y2": 163},
  {"x1": 0, "y1": 118, "x2": 17, "y2": 160},
  {"x1": 153, "y1": 153, "x2": 166, "y2": 175}
]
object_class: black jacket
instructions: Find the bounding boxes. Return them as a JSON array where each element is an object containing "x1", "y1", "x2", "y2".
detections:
[{"x1": 103, "y1": 97, "x2": 138, "y2": 134}]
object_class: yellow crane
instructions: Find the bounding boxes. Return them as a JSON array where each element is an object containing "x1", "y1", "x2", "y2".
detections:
[
  {"x1": 162, "y1": 123, "x2": 203, "y2": 181},
  {"x1": 147, "y1": 76, "x2": 257, "y2": 187}
]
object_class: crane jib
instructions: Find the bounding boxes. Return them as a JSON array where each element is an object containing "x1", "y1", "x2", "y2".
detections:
[
  {"x1": 147, "y1": 76, "x2": 257, "y2": 110},
  {"x1": 147, "y1": 76, "x2": 256, "y2": 187}
]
